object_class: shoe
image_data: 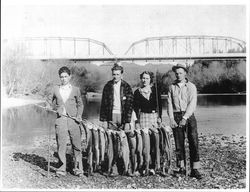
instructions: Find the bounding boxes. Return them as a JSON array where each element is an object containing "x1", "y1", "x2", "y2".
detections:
[
  {"x1": 126, "y1": 172, "x2": 135, "y2": 177},
  {"x1": 190, "y1": 169, "x2": 202, "y2": 180},
  {"x1": 178, "y1": 168, "x2": 186, "y2": 175},
  {"x1": 73, "y1": 168, "x2": 84, "y2": 177},
  {"x1": 134, "y1": 171, "x2": 141, "y2": 177},
  {"x1": 55, "y1": 170, "x2": 66, "y2": 177},
  {"x1": 160, "y1": 171, "x2": 167, "y2": 177},
  {"x1": 109, "y1": 172, "x2": 119, "y2": 177},
  {"x1": 149, "y1": 169, "x2": 155, "y2": 175}
]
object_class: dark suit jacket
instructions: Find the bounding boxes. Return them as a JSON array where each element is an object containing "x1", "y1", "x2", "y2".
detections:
[
  {"x1": 100, "y1": 79, "x2": 133, "y2": 124},
  {"x1": 47, "y1": 85, "x2": 84, "y2": 118}
]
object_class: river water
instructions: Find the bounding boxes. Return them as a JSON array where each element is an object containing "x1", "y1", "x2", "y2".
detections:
[{"x1": 2, "y1": 94, "x2": 246, "y2": 147}]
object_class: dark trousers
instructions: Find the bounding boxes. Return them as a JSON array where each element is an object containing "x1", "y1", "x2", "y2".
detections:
[
  {"x1": 172, "y1": 112, "x2": 200, "y2": 169},
  {"x1": 107, "y1": 113, "x2": 122, "y2": 174}
]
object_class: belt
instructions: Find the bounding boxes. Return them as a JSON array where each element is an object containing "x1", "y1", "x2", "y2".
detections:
[
  {"x1": 141, "y1": 110, "x2": 157, "y2": 114},
  {"x1": 173, "y1": 111, "x2": 185, "y2": 114}
]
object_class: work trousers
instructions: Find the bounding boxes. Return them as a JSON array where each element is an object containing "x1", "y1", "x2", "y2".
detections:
[
  {"x1": 172, "y1": 112, "x2": 200, "y2": 169},
  {"x1": 55, "y1": 116, "x2": 83, "y2": 172}
]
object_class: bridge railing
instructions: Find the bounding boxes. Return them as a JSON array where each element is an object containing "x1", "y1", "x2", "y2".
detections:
[
  {"x1": 2, "y1": 36, "x2": 246, "y2": 61},
  {"x1": 14, "y1": 37, "x2": 114, "y2": 58},
  {"x1": 125, "y1": 35, "x2": 246, "y2": 57}
]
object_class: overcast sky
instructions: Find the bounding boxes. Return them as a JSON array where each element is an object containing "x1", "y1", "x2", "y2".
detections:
[{"x1": 2, "y1": 3, "x2": 247, "y2": 54}]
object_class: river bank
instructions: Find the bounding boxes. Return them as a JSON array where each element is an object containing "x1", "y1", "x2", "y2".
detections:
[
  {"x1": 1, "y1": 133, "x2": 246, "y2": 190},
  {"x1": 2, "y1": 95, "x2": 44, "y2": 109},
  {"x1": 2, "y1": 92, "x2": 246, "y2": 108}
]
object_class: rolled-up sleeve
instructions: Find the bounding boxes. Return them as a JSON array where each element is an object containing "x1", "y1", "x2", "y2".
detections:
[
  {"x1": 183, "y1": 84, "x2": 197, "y2": 119},
  {"x1": 167, "y1": 86, "x2": 174, "y2": 119}
]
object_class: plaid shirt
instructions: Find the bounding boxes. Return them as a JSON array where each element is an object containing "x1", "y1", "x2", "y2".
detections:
[{"x1": 100, "y1": 79, "x2": 134, "y2": 124}]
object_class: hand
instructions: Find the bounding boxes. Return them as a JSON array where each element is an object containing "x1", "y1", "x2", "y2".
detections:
[
  {"x1": 75, "y1": 116, "x2": 82, "y2": 123},
  {"x1": 135, "y1": 122, "x2": 141, "y2": 130},
  {"x1": 102, "y1": 122, "x2": 108, "y2": 130},
  {"x1": 56, "y1": 111, "x2": 63, "y2": 117},
  {"x1": 108, "y1": 121, "x2": 117, "y2": 130},
  {"x1": 124, "y1": 123, "x2": 131, "y2": 132},
  {"x1": 170, "y1": 118, "x2": 178, "y2": 128},
  {"x1": 179, "y1": 118, "x2": 187, "y2": 128},
  {"x1": 45, "y1": 104, "x2": 52, "y2": 111},
  {"x1": 157, "y1": 117, "x2": 162, "y2": 126},
  {"x1": 56, "y1": 107, "x2": 65, "y2": 117}
]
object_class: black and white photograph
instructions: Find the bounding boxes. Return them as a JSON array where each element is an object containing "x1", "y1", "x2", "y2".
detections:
[{"x1": 1, "y1": 0, "x2": 249, "y2": 191}]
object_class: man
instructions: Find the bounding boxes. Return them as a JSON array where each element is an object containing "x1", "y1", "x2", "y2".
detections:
[
  {"x1": 47, "y1": 66, "x2": 84, "y2": 177},
  {"x1": 167, "y1": 63, "x2": 202, "y2": 179},
  {"x1": 100, "y1": 62, "x2": 133, "y2": 176}
]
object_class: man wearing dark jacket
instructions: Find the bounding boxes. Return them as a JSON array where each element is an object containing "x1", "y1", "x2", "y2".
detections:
[
  {"x1": 100, "y1": 62, "x2": 134, "y2": 176},
  {"x1": 100, "y1": 63, "x2": 133, "y2": 130}
]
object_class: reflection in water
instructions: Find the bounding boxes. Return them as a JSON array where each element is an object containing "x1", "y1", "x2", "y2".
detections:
[
  {"x1": 197, "y1": 94, "x2": 246, "y2": 106},
  {"x1": 82, "y1": 101, "x2": 101, "y2": 120},
  {"x1": 2, "y1": 95, "x2": 246, "y2": 146},
  {"x1": 2, "y1": 105, "x2": 56, "y2": 146}
]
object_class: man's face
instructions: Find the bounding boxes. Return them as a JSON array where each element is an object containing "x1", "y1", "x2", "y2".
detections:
[
  {"x1": 60, "y1": 72, "x2": 71, "y2": 85},
  {"x1": 175, "y1": 68, "x2": 186, "y2": 82},
  {"x1": 112, "y1": 70, "x2": 122, "y2": 83}
]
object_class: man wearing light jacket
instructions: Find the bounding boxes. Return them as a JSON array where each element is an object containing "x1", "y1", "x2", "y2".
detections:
[{"x1": 167, "y1": 63, "x2": 202, "y2": 180}]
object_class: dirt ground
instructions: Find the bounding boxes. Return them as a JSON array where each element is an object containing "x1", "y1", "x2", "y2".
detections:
[{"x1": 1, "y1": 133, "x2": 246, "y2": 190}]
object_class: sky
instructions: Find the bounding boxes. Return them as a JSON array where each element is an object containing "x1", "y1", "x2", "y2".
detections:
[{"x1": 2, "y1": 2, "x2": 247, "y2": 55}]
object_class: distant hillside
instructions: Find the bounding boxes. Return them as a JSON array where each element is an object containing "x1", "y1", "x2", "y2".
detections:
[{"x1": 98, "y1": 61, "x2": 173, "y2": 90}]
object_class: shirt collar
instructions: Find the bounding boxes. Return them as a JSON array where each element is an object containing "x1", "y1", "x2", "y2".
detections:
[
  {"x1": 173, "y1": 78, "x2": 189, "y2": 86},
  {"x1": 60, "y1": 83, "x2": 72, "y2": 89},
  {"x1": 113, "y1": 80, "x2": 122, "y2": 86}
]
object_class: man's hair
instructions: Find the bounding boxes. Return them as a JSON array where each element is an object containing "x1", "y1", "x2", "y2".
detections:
[
  {"x1": 58, "y1": 66, "x2": 71, "y2": 76},
  {"x1": 111, "y1": 63, "x2": 124, "y2": 74},
  {"x1": 140, "y1": 71, "x2": 154, "y2": 83}
]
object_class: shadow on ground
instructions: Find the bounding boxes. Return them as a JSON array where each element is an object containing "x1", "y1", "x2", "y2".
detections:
[{"x1": 12, "y1": 152, "x2": 75, "y2": 174}]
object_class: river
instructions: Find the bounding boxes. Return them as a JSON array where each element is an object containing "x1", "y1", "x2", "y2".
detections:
[{"x1": 1, "y1": 94, "x2": 246, "y2": 147}]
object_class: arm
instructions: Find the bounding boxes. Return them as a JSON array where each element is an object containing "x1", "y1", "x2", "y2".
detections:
[
  {"x1": 167, "y1": 85, "x2": 178, "y2": 128},
  {"x1": 156, "y1": 86, "x2": 162, "y2": 119},
  {"x1": 100, "y1": 84, "x2": 108, "y2": 122},
  {"x1": 133, "y1": 90, "x2": 140, "y2": 122},
  {"x1": 166, "y1": 85, "x2": 174, "y2": 119},
  {"x1": 183, "y1": 84, "x2": 197, "y2": 119},
  {"x1": 76, "y1": 87, "x2": 84, "y2": 119},
  {"x1": 45, "y1": 86, "x2": 55, "y2": 109},
  {"x1": 124, "y1": 84, "x2": 134, "y2": 123}
]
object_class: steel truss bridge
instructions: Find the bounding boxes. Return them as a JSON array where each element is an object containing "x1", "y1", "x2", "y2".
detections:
[{"x1": 9, "y1": 36, "x2": 246, "y2": 61}]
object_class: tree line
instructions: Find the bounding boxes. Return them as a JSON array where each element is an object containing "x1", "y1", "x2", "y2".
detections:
[{"x1": 2, "y1": 46, "x2": 246, "y2": 98}]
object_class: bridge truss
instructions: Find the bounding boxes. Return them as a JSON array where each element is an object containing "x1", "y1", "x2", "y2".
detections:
[{"x1": 4, "y1": 36, "x2": 246, "y2": 61}]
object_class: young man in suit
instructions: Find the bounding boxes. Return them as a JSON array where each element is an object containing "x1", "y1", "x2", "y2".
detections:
[{"x1": 47, "y1": 66, "x2": 84, "y2": 177}]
